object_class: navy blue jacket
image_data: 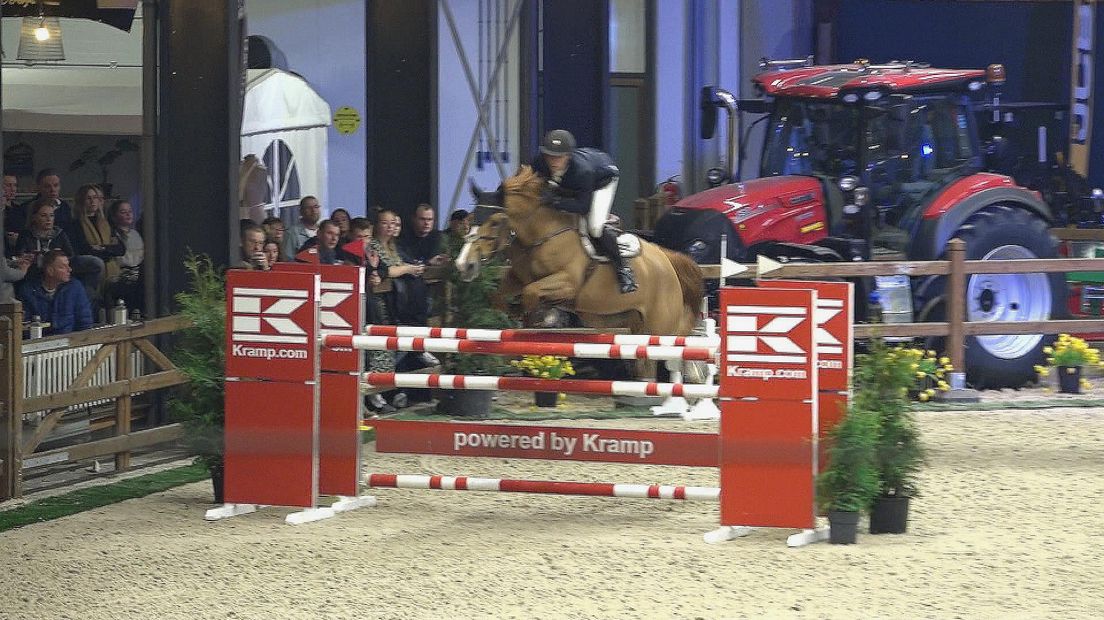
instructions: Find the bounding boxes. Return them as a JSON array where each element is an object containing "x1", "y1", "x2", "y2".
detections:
[
  {"x1": 530, "y1": 148, "x2": 619, "y2": 215},
  {"x1": 19, "y1": 278, "x2": 93, "y2": 335}
]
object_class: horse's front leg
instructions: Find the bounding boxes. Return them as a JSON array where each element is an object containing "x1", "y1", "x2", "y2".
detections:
[
  {"x1": 520, "y1": 273, "x2": 578, "y2": 326},
  {"x1": 490, "y1": 268, "x2": 524, "y2": 311}
]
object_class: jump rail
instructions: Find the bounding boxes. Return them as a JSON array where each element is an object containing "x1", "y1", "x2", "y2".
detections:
[{"x1": 325, "y1": 334, "x2": 716, "y2": 362}]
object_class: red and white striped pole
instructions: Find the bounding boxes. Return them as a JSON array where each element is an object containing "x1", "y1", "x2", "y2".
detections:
[
  {"x1": 327, "y1": 335, "x2": 716, "y2": 362},
  {"x1": 366, "y1": 474, "x2": 720, "y2": 501},
  {"x1": 362, "y1": 372, "x2": 721, "y2": 399},
  {"x1": 358, "y1": 325, "x2": 719, "y2": 348}
]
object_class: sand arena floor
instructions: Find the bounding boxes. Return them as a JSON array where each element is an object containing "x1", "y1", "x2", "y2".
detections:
[{"x1": 1, "y1": 402, "x2": 1102, "y2": 619}]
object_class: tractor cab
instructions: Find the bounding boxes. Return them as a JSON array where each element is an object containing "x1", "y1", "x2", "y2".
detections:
[{"x1": 759, "y1": 88, "x2": 984, "y2": 258}]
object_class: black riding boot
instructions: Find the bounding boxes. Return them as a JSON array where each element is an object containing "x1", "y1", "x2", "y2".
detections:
[{"x1": 595, "y1": 227, "x2": 637, "y2": 294}]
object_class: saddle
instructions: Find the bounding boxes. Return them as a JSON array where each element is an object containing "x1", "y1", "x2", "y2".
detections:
[{"x1": 576, "y1": 216, "x2": 642, "y2": 263}]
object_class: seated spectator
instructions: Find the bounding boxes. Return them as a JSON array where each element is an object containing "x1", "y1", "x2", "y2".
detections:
[
  {"x1": 330, "y1": 208, "x2": 352, "y2": 242},
  {"x1": 18, "y1": 249, "x2": 93, "y2": 335},
  {"x1": 15, "y1": 200, "x2": 75, "y2": 275},
  {"x1": 0, "y1": 252, "x2": 30, "y2": 305},
  {"x1": 106, "y1": 199, "x2": 144, "y2": 312},
  {"x1": 13, "y1": 168, "x2": 74, "y2": 235},
  {"x1": 263, "y1": 239, "x2": 282, "y2": 268},
  {"x1": 262, "y1": 216, "x2": 287, "y2": 248},
  {"x1": 3, "y1": 172, "x2": 20, "y2": 257},
  {"x1": 284, "y1": 196, "x2": 321, "y2": 259},
  {"x1": 446, "y1": 209, "x2": 472, "y2": 255},
  {"x1": 67, "y1": 184, "x2": 119, "y2": 307},
  {"x1": 399, "y1": 203, "x2": 449, "y2": 266},
  {"x1": 295, "y1": 219, "x2": 343, "y2": 265},
  {"x1": 238, "y1": 224, "x2": 270, "y2": 270},
  {"x1": 379, "y1": 209, "x2": 437, "y2": 375}
]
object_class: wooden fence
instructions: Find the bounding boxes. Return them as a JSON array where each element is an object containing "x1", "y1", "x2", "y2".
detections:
[
  {"x1": 0, "y1": 304, "x2": 192, "y2": 501},
  {"x1": 700, "y1": 238, "x2": 1104, "y2": 372}
]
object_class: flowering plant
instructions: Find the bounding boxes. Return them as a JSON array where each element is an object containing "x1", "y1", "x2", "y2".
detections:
[
  {"x1": 511, "y1": 355, "x2": 575, "y2": 380},
  {"x1": 1038, "y1": 334, "x2": 1102, "y2": 369}
]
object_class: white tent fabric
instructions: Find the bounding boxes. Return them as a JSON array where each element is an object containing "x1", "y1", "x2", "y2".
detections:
[
  {"x1": 239, "y1": 69, "x2": 331, "y2": 220},
  {"x1": 1, "y1": 66, "x2": 330, "y2": 219}
]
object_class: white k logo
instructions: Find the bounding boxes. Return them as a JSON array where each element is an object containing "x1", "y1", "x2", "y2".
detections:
[
  {"x1": 725, "y1": 304, "x2": 808, "y2": 364},
  {"x1": 231, "y1": 287, "x2": 309, "y2": 344},
  {"x1": 319, "y1": 282, "x2": 354, "y2": 336},
  {"x1": 814, "y1": 298, "x2": 844, "y2": 355}
]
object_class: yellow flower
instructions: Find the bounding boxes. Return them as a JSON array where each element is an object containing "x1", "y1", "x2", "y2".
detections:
[
  {"x1": 918, "y1": 392, "x2": 930, "y2": 402},
  {"x1": 939, "y1": 357, "x2": 950, "y2": 365},
  {"x1": 1043, "y1": 346, "x2": 1054, "y2": 354}
]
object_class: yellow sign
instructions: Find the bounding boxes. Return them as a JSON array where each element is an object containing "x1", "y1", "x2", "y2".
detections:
[{"x1": 333, "y1": 106, "x2": 361, "y2": 135}]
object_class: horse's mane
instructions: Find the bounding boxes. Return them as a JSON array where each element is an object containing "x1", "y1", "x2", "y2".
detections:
[{"x1": 502, "y1": 166, "x2": 545, "y2": 201}]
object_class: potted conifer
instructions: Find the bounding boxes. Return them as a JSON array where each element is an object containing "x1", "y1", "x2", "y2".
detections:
[
  {"x1": 816, "y1": 400, "x2": 881, "y2": 544},
  {"x1": 435, "y1": 260, "x2": 515, "y2": 417},
  {"x1": 169, "y1": 255, "x2": 228, "y2": 501}
]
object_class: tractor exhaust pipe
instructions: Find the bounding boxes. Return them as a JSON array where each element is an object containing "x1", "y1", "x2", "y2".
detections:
[{"x1": 700, "y1": 86, "x2": 740, "y2": 183}]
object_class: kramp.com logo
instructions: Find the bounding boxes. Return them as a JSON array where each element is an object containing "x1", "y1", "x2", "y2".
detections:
[{"x1": 230, "y1": 287, "x2": 310, "y2": 360}]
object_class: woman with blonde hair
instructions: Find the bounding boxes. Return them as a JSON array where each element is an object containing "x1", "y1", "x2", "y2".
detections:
[{"x1": 67, "y1": 184, "x2": 121, "y2": 310}]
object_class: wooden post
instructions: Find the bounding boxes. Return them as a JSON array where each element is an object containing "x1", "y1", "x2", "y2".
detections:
[
  {"x1": 0, "y1": 303, "x2": 24, "y2": 500},
  {"x1": 947, "y1": 239, "x2": 967, "y2": 374},
  {"x1": 114, "y1": 335, "x2": 133, "y2": 472}
]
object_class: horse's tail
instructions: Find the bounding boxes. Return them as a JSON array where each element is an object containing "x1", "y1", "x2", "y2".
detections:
[{"x1": 659, "y1": 247, "x2": 705, "y2": 320}]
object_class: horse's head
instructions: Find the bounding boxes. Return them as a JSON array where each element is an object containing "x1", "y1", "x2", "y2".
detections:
[{"x1": 455, "y1": 184, "x2": 510, "y2": 282}]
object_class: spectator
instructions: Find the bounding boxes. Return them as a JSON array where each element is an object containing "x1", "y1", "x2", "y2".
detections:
[
  {"x1": 263, "y1": 239, "x2": 282, "y2": 267},
  {"x1": 261, "y1": 216, "x2": 289, "y2": 259},
  {"x1": 238, "y1": 223, "x2": 270, "y2": 270},
  {"x1": 446, "y1": 209, "x2": 472, "y2": 256},
  {"x1": 15, "y1": 200, "x2": 75, "y2": 267},
  {"x1": 399, "y1": 203, "x2": 448, "y2": 266},
  {"x1": 15, "y1": 168, "x2": 74, "y2": 233},
  {"x1": 295, "y1": 219, "x2": 342, "y2": 265},
  {"x1": 331, "y1": 208, "x2": 352, "y2": 242},
  {"x1": 378, "y1": 209, "x2": 436, "y2": 373},
  {"x1": 18, "y1": 249, "x2": 93, "y2": 335},
  {"x1": 106, "y1": 199, "x2": 144, "y2": 311},
  {"x1": 67, "y1": 184, "x2": 119, "y2": 306},
  {"x1": 1, "y1": 173, "x2": 31, "y2": 302},
  {"x1": 3, "y1": 172, "x2": 20, "y2": 256},
  {"x1": 284, "y1": 196, "x2": 322, "y2": 259},
  {"x1": 345, "y1": 216, "x2": 398, "y2": 413}
]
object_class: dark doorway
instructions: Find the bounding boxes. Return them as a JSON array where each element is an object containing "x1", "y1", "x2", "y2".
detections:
[{"x1": 366, "y1": 1, "x2": 433, "y2": 219}]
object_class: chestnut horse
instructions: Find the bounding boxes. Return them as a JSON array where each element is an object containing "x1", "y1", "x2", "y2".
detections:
[{"x1": 456, "y1": 166, "x2": 703, "y2": 336}]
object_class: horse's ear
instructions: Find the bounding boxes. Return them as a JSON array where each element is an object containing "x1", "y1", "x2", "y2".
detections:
[{"x1": 469, "y1": 178, "x2": 485, "y2": 201}]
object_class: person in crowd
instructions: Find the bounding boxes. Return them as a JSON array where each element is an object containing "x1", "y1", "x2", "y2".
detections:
[
  {"x1": 106, "y1": 199, "x2": 144, "y2": 311},
  {"x1": 445, "y1": 209, "x2": 472, "y2": 256},
  {"x1": 399, "y1": 203, "x2": 449, "y2": 266},
  {"x1": 378, "y1": 209, "x2": 437, "y2": 376},
  {"x1": 283, "y1": 196, "x2": 322, "y2": 259},
  {"x1": 67, "y1": 184, "x2": 120, "y2": 305},
  {"x1": 531, "y1": 129, "x2": 635, "y2": 293},
  {"x1": 331, "y1": 208, "x2": 352, "y2": 242},
  {"x1": 3, "y1": 172, "x2": 21, "y2": 256},
  {"x1": 263, "y1": 239, "x2": 282, "y2": 268},
  {"x1": 18, "y1": 249, "x2": 93, "y2": 335},
  {"x1": 15, "y1": 200, "x2": 75, "y2": 268},
  {"x1": 260, "y1": 216, "x2": 287, "y2": 259},
  {"x1": 239, "y1": 223, "x2": 270, "y2": 270},
  {"x1": 1, "y1": 173, "x2": 31, "y2": 303},
  {"x1": 295, "y1": 219, "x2": 343, "y2": 265},
  {"x1": 341, "y1": 217, "x2": 397, "y2": 412},
  {"x1": 16, "y1": 168, "x2": 74, "y2": 233}
]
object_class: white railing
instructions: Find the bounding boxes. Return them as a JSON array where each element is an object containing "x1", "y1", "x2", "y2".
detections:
[{"x1": 21, "y1": 341, "x2": 146, "y2": 421}]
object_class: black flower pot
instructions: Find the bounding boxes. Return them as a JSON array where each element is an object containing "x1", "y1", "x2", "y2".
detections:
[
  {"x1": 1058, "y1": 365, "x2": 1082, "y2": 394},
  {"x1": 869, "y1": 495, "x2": 910, "y2": 534},
  {"x1": 437, "y1": 390, "x2": 495, "y2": 418},
  {"x1": 828, "y1": 510, "x2": 860, "y2": 544},
  {"x1": 534, "y1": 391, "x2": 559, "y2": 407},
  {"x1": 209, "y1": 463, "x2": 225, "y2": 504}
]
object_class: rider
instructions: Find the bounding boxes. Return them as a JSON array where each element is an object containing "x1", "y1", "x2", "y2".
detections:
[{"x1": 531, "y1": 129, "x2": 637, "y2": 294}]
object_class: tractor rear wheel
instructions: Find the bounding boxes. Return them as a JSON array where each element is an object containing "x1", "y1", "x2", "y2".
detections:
[{"x1": 914, "y1": 205, "x2": 1064, "y2": 389}]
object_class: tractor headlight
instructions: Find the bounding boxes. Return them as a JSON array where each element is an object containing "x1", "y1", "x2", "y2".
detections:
[
  {"x1": 839, "y1": 176, "x2": 859, "y2": 192},
  {"x1": 705, "y1": 167, "x2": 728, "y2": 187},
  {"x1": 853, "y1": 187, "x2": 870, "y2": 207}
]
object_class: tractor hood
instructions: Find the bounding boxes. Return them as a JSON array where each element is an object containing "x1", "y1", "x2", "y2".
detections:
[{"x1": 674, "y1": 176, "x2": 828, "y2": 247}]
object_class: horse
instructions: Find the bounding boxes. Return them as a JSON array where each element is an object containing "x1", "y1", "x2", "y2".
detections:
[{"x1": 456, "y1": 166, "x2": 704, "y2": 337}]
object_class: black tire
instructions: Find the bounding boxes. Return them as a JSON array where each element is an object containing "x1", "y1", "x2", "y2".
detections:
[{"x1": 914, "y1": 205, "x2": 1065, "y2": 389}]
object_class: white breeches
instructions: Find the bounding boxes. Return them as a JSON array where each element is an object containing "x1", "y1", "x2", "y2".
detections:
[{"x1": 586, "y1": 178, "x2": 619, "y2": 237}]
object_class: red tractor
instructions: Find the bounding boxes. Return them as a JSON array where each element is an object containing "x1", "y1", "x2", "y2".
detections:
[{"x1": 654, "y1": 59, "x2": 1079, "y2": 388}]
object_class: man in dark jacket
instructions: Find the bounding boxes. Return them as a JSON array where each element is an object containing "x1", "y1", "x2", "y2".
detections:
[
  {"x1": 530, "y1": 129, "x2": 635, "y2": 293},
  {"x1": 18, "y1": 249, "x2": 93, "y2": 335}
]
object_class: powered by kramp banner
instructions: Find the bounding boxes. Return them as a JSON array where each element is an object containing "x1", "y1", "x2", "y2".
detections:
[{"x1": 370, "y1": 420, "x2": 719, "y2": 467}]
